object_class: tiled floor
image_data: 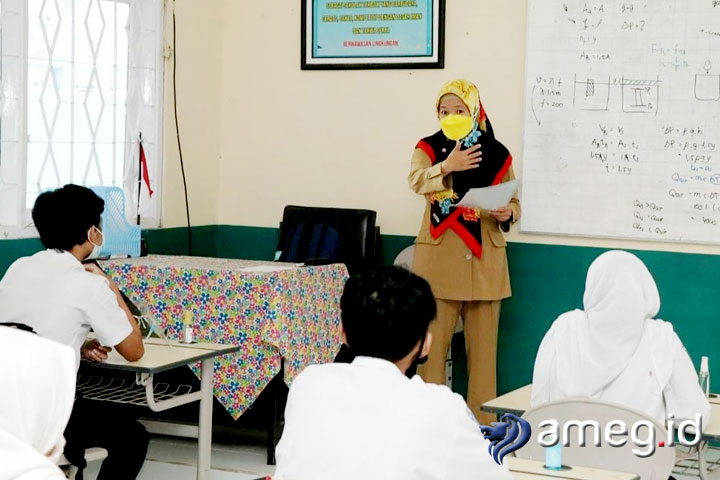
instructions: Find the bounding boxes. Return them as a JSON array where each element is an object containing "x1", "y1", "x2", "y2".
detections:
[
  {"x1": 673, "y1": 445, "x2": 720, "y2": 480},
  {"x1": 83, "y1": 433, "x2": 276, "y2": 480},
  {"x1": 80, "y1": 434, "x2": 720, "y2": 479}
]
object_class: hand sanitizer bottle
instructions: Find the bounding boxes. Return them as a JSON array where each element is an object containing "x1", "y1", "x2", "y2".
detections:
[
  {"x1": 699, "y1": 356, "x2": 710, "y2": 398},
  {"x1": 182, "y1": 311, "x2": 194, "y2": 344}
]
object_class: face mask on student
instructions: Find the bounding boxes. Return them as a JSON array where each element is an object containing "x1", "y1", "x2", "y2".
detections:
[
  {"x1": 410, "y1": 335, "x2": 429, "y2": 368},
  {"x1": 86, "y1": 225, "x2": 104, "y2": 260},
  {"x1": 440, "y1": 114, "x2": 474, "y2": 141}
]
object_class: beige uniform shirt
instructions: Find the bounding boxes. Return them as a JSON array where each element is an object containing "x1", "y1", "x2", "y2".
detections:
[{"x1": 408, "y1": 148, "x2": 521, "y2": 301}]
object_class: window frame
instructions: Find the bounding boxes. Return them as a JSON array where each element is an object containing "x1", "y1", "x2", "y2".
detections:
[{"x1": 0, "y1": 0, "x2": 165, "y2": 240}]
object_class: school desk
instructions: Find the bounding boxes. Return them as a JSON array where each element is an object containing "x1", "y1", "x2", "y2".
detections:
[
  {"x1": 79, "y1": 337, "x2": 239, "y2": 480},
  {"x1": 506, "y1": 457, "x2": 639, "y2": 480},
  {"x1": 101, "y1": 255, "x2": 348, "y2": 419}
]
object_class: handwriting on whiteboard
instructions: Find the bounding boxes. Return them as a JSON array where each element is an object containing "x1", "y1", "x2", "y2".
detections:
[{"x1": 521, "y1": 0, "x2": 720, "y2": 244}]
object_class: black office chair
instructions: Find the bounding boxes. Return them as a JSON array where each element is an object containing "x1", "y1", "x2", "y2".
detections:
[
  {"x1": 276, "y1": 205, "x2": 378, "y2": 366},
  {"x1": 262, "y1": 206, "x2": 380, "y2": 464},
  {"x1": 276, "y1": 205, "x2": 378, "y2": 275}
]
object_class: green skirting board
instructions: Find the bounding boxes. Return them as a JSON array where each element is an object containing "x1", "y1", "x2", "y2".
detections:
[{"x1": 1, "y1": 225, "x2": 718, "y2": 398}]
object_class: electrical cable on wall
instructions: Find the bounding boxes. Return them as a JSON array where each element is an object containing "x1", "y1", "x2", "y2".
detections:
[{"x1": 173, "y1": 0, "x2": 192, "y2": 255}]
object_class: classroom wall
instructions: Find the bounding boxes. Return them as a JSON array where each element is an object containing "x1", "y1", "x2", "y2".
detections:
[
  {"x1": 213, "y1": 0, "x2": 720, "y2": 258},
  {"x1": 160, "y1": 0, "x2": 223, "y2": 228},
  {"x1": 215, "y1": 0, "x2": 527, "y2": 238}
]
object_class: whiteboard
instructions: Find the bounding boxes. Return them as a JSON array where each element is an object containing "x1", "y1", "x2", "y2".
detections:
[{"x1": 521, "y1": 0, "x2": 720, "y2": 244}]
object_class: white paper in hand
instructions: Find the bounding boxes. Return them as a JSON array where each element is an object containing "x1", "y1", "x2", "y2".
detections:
[{"x1": 456, "y1": 179, "x2": 518, "y2": 210}]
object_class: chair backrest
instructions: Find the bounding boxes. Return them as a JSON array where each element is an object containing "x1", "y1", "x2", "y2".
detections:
[
  {"x1": 518, "y1": 399, "x2": 675, "y2": 480},
  {"x1": 393, "y1": 245, "x2": 415, "y2": 270},
  {"x1": 90, "y1": 186, "x2": 141, "y2": 257},
  {"x1": 277, "y1": 205, "x2": 377, "y2": 274}
]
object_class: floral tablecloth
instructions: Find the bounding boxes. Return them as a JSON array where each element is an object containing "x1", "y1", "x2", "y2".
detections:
[{"x1": 102, "y1": 255, "x2": 348, "y2": 419}]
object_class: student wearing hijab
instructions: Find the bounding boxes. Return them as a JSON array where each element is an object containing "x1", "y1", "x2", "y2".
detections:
[
  {"x1": 531, "y1": 250, "x2": 710, "y2": 427},
  {"x1": 0, "y1": 326, "x2": 76, "y2": 480},
  {"x1": 409, "y1": 79, "x2": 520, "y2": 423}
]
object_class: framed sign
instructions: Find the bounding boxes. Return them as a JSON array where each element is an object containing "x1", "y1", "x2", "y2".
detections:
[{"x1": 301, "y1": 0, "x2": 445, "y2": 70}]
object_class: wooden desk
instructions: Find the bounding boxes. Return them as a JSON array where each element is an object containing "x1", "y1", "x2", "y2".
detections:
[
  {"x1": 481, "y1": 384, "x2": 532, "y2": 416},
  {"x1": 102, "y1": 255, "x2": 348, "y2": 419},
  {"x1": 507, "y1": 457, "x2": 639, "y2": 479},
  {"x1": 81, "y1": 337, "x2": 240, "y2": 480}
]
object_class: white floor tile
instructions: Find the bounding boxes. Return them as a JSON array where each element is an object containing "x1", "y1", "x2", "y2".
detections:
[{"x1": 80, "y1": 434, "x2": 275, "y2": 479}]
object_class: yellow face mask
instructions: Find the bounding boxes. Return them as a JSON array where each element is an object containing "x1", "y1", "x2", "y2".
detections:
[{"x1": 440, "y1": 114, "x2": 474, "y2": 141}]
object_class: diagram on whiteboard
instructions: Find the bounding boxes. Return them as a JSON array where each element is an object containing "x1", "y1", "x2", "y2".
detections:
[
  {"x1": 695, "y1": 61, "x2": 720, "y2": 101},
  {"x1": 574, "y1": 75, "x2": 611, "y2": 111},
  {"x1": 521, "y1": 0, "x2": 720, "y2": 244},
  {"x1": 621, "y1": 77, "x2": 660, "y2": 115}
]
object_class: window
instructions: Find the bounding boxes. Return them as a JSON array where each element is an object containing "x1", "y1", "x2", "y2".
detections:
[{"x1": 0, "y1": 0, "x2": 164, "y2": 237}]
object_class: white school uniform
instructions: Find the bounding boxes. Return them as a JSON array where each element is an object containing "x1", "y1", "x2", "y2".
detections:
[
  {"x1": 0, "y1": 249, "x2": 131, "y2": 370},
  {"x1": 531, "y1": 250, "x2": 710, "y2": 427},
  {"x1": 0, "y1": 326, "x2": 76, "y2": 480},
  {"x1": 274, "y1": 356, "x2": 512, "y2": 480}
]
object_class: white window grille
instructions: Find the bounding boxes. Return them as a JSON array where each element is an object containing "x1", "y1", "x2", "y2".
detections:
[{"x1": 0, "y1": 0, "x2": 164, "y2": 238}]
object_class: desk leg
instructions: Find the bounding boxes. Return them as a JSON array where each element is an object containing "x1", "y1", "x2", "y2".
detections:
[
  {"x1": 198, "y1": 359, "x2": 213, "y2": 480},
  {"x1": 699, "y1": 443, "x2": 708, "y2": 480}
]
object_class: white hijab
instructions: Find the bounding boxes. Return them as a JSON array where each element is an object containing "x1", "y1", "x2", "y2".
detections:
[
  {"x1": 532, "y1": 250, "x2": 673, "y2": 401},
  {"x1": 0, "y1": 327, "x2": 76, "y2": 480}
]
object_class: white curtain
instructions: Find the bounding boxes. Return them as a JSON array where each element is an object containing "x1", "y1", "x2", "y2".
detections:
[{"x1": 0, "y1": 0, "x2": 164, "y2": 235}]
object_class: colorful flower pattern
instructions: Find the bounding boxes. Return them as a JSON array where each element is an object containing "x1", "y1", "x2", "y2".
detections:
[
  {"x1": 103, "y1": 256, "x2": 348, "y2": 419},
  {"x1": 462, "y1": 208, "x2": 481, "y2": 222}
]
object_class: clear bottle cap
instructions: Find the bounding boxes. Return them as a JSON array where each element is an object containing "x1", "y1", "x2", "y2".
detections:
[{"x1": 701, "y1": 356, "x2": 709, "y2": 373}]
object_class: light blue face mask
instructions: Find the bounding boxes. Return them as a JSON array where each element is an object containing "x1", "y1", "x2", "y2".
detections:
[{"x1": 86, "y1": 226, "x2": 104, "y2": 260}]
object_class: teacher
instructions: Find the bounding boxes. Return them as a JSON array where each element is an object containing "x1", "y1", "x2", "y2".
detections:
[{"x1": 408, "y1": 79, "x2": 520, "y2": 424}]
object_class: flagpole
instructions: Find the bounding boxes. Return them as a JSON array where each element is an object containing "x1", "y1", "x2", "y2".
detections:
[{"x1": 137, "y1": 132, "x2": 143, "y2": 225}]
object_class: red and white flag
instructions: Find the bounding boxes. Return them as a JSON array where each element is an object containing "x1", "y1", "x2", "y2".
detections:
[{"x1": 139, "y1": 140, "x2": 154, "y2": 197}]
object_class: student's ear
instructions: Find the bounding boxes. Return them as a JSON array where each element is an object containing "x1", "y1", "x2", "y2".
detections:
[
  {"x1": 421, "y1": 332, "x2": 432, "y2": 358},
  {"x1": 340, "y1": 324, "x2": 348, "y2": 346}
]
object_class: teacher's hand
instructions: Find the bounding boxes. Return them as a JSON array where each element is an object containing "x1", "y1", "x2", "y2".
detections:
[
  {"x1": 441, "y1": 141, "x2": 482, "y2": 175},
  {"x1": 489, "y1": 205, "x2": 513, "y2": 222}
]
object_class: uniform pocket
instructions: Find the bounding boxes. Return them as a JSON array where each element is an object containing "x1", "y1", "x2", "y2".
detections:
[{"x1": 488, "y1": 229, "x2": 507, "y2": 247}]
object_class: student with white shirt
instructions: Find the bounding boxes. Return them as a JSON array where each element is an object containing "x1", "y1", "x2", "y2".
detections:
[
  {"x1": 274, "y1": 265, "x2": 512, "y2": 480},
  {"x1": 0, "y1": 184, "x2": 148, "y2": 480},
  {"x1": 531, "y1": 250, "x2": 710, "y2": 428}
]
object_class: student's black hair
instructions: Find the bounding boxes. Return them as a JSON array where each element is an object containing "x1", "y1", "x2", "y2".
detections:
[
  {"x1": 340, "y1": 265, "x2": 436, "y2": 362},
  {"x1": 31, "y1": 184, "x2": 104, "y2": 251}
]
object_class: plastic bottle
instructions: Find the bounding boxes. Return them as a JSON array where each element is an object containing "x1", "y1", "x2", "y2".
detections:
[
  {"x1": 545, "y1": 441, "x2": 563, "y2": 470},
  {"x1": 544, "y1": 418, "x2": 563, "y2": 470},
  {"x1": 699, "y1": 356, "x2": 710, "y2": 398},
  {"x1": 182, "y1": 311, "x2": 194, "y2": 344}
]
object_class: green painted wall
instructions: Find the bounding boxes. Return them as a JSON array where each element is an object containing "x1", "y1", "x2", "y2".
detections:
[
  {"x1": 0, "y1": 237, "x2": 45, "y2": 277},
  {"x1": 2, "y1": 225, "x2": 718, "y2": 399}
]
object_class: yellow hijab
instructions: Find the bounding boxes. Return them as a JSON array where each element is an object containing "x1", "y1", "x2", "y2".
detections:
[{"x1": 436, "y1": 79, "x2": 487, "y2": 133}]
